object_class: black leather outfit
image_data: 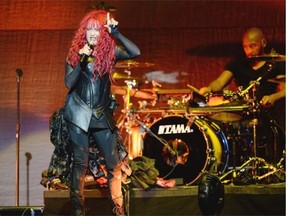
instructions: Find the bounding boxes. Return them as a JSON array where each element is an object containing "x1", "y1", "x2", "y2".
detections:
[{"x1": 63, "y1": 29, "x2": 140, "y2": 216}]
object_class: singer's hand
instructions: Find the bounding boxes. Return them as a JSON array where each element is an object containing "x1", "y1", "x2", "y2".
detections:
[
  {"x1": 104, "y1": 12, "x2": 118, "y2": 33},
  {"x1": 79, "y1": 44, "x2": 93, "y2": 56}
]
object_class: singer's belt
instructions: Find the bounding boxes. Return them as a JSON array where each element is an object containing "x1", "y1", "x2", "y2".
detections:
[{"x1": 92, "y1": 107, "x2": 104, "y2": 119}]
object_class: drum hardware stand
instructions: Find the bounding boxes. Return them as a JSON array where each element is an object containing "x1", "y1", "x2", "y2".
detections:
[
  {"x1": 126, "y1": 111, "x2": 178, "y2": 158},
  {"x1": 220, "y1": 156, "x2": 285, "y2": 184},
  {"x1": 15, "y1": 68, "x2": 23, "y2": 206},
  {"x1": 126, "y1": 111, "x2": 183, "y2": 177},
  {"x1": 276, "y1": 150, "x2": 285, "y2": 169},
  {"x1": 220, "y1": 76, "x2": 285, "y2": 184},
  {"x1": 116, "y1": 79, "x2": 137, "y2": 159}
]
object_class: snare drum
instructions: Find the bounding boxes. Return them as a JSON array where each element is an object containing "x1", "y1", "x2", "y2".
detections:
[
  {"x1": 207, "y1": 90, "x2": 246, "y2": 122},
  {"x1": 206, "y1": 90, "x2": 240, "y2": 106},
  {"x1": 142, "y1": 115, "x2": 229, "y2": 185}
]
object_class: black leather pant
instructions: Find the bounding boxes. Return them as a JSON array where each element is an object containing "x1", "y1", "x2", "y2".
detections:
[{"x1": 68, "y1": 119, "x2": 122, "y2": 216}]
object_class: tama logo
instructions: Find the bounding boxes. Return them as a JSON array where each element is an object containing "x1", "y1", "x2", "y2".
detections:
[{"x1": 158, "y1": 124, "x2": 194, "y2": 134}]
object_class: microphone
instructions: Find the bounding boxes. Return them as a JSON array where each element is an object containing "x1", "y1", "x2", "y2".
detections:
[
  {"x1": 16, "y1": 68, "x2": 23, "y2": 77},
  {"x1": 25, "y1": 152, "x2": 32, "y2": 160},
  {"x1": 80, "y1": 43, "x2": 94, "y2": 63},
  {"x1": 25, "y1": 152, "x2": 32, "y2": 166}
]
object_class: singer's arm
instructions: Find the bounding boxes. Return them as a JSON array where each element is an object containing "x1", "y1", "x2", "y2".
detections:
[
  {"x1": 65, "y1": 62, "x2": 82, "y2": 89},
  {"x1": 65, "y1": 43, "x2": 92, "y2": 89},
  {"x1": 111, "y1": 27, "x2": 140, "y2": 61}
]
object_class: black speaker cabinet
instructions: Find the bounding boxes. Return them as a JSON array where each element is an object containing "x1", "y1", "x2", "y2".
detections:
[
  {"x1": 128, "y1": 186, "x2": 200, "y2": 215},
  {"x1": 43, "y1": 184, "x2": 285, "y2": 216},
  {"x1": 43, "y1": 189, "x2": 112, "y2": 216},
  {"x1": 0, "y1": 207, "x2": 43, "y2": 216}
]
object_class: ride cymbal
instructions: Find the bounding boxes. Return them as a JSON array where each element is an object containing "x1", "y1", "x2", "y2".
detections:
[{"x1": 247, "y1": 53, "x2": 285, "y2": 62}]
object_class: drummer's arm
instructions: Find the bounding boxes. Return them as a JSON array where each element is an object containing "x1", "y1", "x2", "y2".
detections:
[
  {"x1": 201, "y1": 70, "x2": 233, "y2": 95},
  {"x1": 261, "y1": 83, "x2": 286, "y2": 105}
]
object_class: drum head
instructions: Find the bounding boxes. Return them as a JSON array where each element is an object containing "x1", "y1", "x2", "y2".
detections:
[
  {"x1": 143, "y1": 116, "x2": 210, "y2": 185},
  {"x1": 209, "y1": 112, "x2": 242, "y2": 122}
]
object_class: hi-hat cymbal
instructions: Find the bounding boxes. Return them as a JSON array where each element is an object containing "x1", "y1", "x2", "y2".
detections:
[
  {"x1": 111, "y1": 85, "x2": 156, "y2": 100},
  {"x1": 113, "y1": 72, "x2": 141, "y2": 80},
  {"x1": 154, "y1": 88, "x2": 192, "y2": 94},
  {"x1": 248, "y1": 53, "x2": 285, "y2": 62},
  {"x1": 115, "y1": 60, "x2": 155, "y2": 68}
]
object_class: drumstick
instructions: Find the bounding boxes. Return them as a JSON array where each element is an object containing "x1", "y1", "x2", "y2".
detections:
[
  {"x1": 187, "y1": 84, "x2": 207, "y2": 101},
  {"x1": 187, "y1": 84, "x2": 201, "y2": 95}
]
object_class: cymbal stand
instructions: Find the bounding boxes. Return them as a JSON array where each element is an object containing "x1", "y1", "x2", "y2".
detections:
[
  {"x1": 124, "y1": 79, "x2": 136, "y2": 110},
  {"x1": 117, "y1": 79, "x2": 137, "y2": 159},
  {"x1": 239, "y1": 76, "x2": 262, "y2": 98},
  {"x1": 221, "y1": 77, "x2": 285, "y2": 184},
  {"x1": 249, "y1": 80, "x2": 260, "y2": 177}
]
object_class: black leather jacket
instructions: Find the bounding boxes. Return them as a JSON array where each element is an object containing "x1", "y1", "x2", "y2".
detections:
[{"x1": 64, "y1": 29, "x2": 140, "y2": 132}]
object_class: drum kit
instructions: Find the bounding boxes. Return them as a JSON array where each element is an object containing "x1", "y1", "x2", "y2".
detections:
[{"x1": 112, "y1": 53, "x2": 286, "y2": 185}]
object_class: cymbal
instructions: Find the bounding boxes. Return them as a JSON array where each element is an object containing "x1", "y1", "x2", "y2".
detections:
[
  {"x1": 111, "y1": 85, "x2": 156, "y2": 100},
  {"x1": 188, "y1": 104, "x2": 250, "y2": 113},
  {"x1": 248, "y1": 53, "x2": 285, "y2": 62},
  {"x1": 267, "y1": 76, "x2": 286, "y2": 83},
  {"x1": 115, "y1": 60, "x2": 155, "y2": 68},
  {"x1": 135, "y1": 108, "x2": 186, "y2": 114},
  {"x1": 113, "y1": 72, "x2": 141, "y2": 80},
  {"x1": 154, "y1": 88, "x2": 192, "y2": 94}
]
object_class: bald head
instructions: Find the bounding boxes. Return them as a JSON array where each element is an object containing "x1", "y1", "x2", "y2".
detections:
[
  {"x1": 242, "y1": 27, "x2": 266, "y2": 57},
  {"x1": 243, "y1": 28, "x2": 265, "y2": 42}
]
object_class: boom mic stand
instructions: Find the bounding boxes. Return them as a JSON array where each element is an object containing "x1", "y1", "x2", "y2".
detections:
[
  {"x1": 16, "y1": 68, "x2": 23, "y2": 206},
  {"x1": 126, "y1": 111, "x2": 179, "y2": 160}
]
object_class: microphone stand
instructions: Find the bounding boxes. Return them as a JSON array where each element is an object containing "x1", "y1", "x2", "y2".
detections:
[
  {"x1": 15, "y1": 68, "x2": 23, "y2": 206},
  {"x1": 25, "y1": 152, "x2": 32, "y2": 206}
]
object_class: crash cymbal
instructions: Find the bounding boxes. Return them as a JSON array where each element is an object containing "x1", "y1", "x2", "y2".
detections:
[
  {"x1": 115, "y1": 60, "x2": 155, "y2": 68},
  {"x1": 113, "y1": 72, "x2": 141, "y2": 80},
  {"x1": 248, "y1": 53, "x2": 285, "y2": 62},
  {"x1": 111, "y1": 85, "x2": 156, "y2": 100},
  {"x1": 267, "y1": 76, "x2": 286, "y2": 83},
  {"x1": 154, "y1": 88, "x2": 192, "y2": 94}
]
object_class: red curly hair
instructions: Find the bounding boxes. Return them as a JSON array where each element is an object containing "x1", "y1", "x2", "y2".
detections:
[{"x1": 67, "y1": 10, "x2": 116, "y2": 78}]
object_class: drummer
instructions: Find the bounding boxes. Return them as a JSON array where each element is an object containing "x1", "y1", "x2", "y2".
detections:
[
  {"x1": 199, "y1": 27, "x2": 285, "y2": 129},
  {"x1": 199, "y1": 27, "x2": 285, "y2": 163}
]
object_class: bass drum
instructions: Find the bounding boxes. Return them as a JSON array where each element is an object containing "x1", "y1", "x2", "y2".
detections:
[{"x1": 143, "y1": 115, "x2": 229, "y2": 185}]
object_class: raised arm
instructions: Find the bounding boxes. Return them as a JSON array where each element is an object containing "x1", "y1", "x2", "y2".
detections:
[{"x1": 106, "y1": 12, "x2": 140, "y2": 61}]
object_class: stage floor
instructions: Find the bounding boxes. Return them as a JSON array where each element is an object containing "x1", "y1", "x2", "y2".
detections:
[
  {"x1": 0, "y1": 183, "x2": 285, "y2": 215},
  {"x1": 42, "y1": 182, "x2": 285, "y2": 216}
]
